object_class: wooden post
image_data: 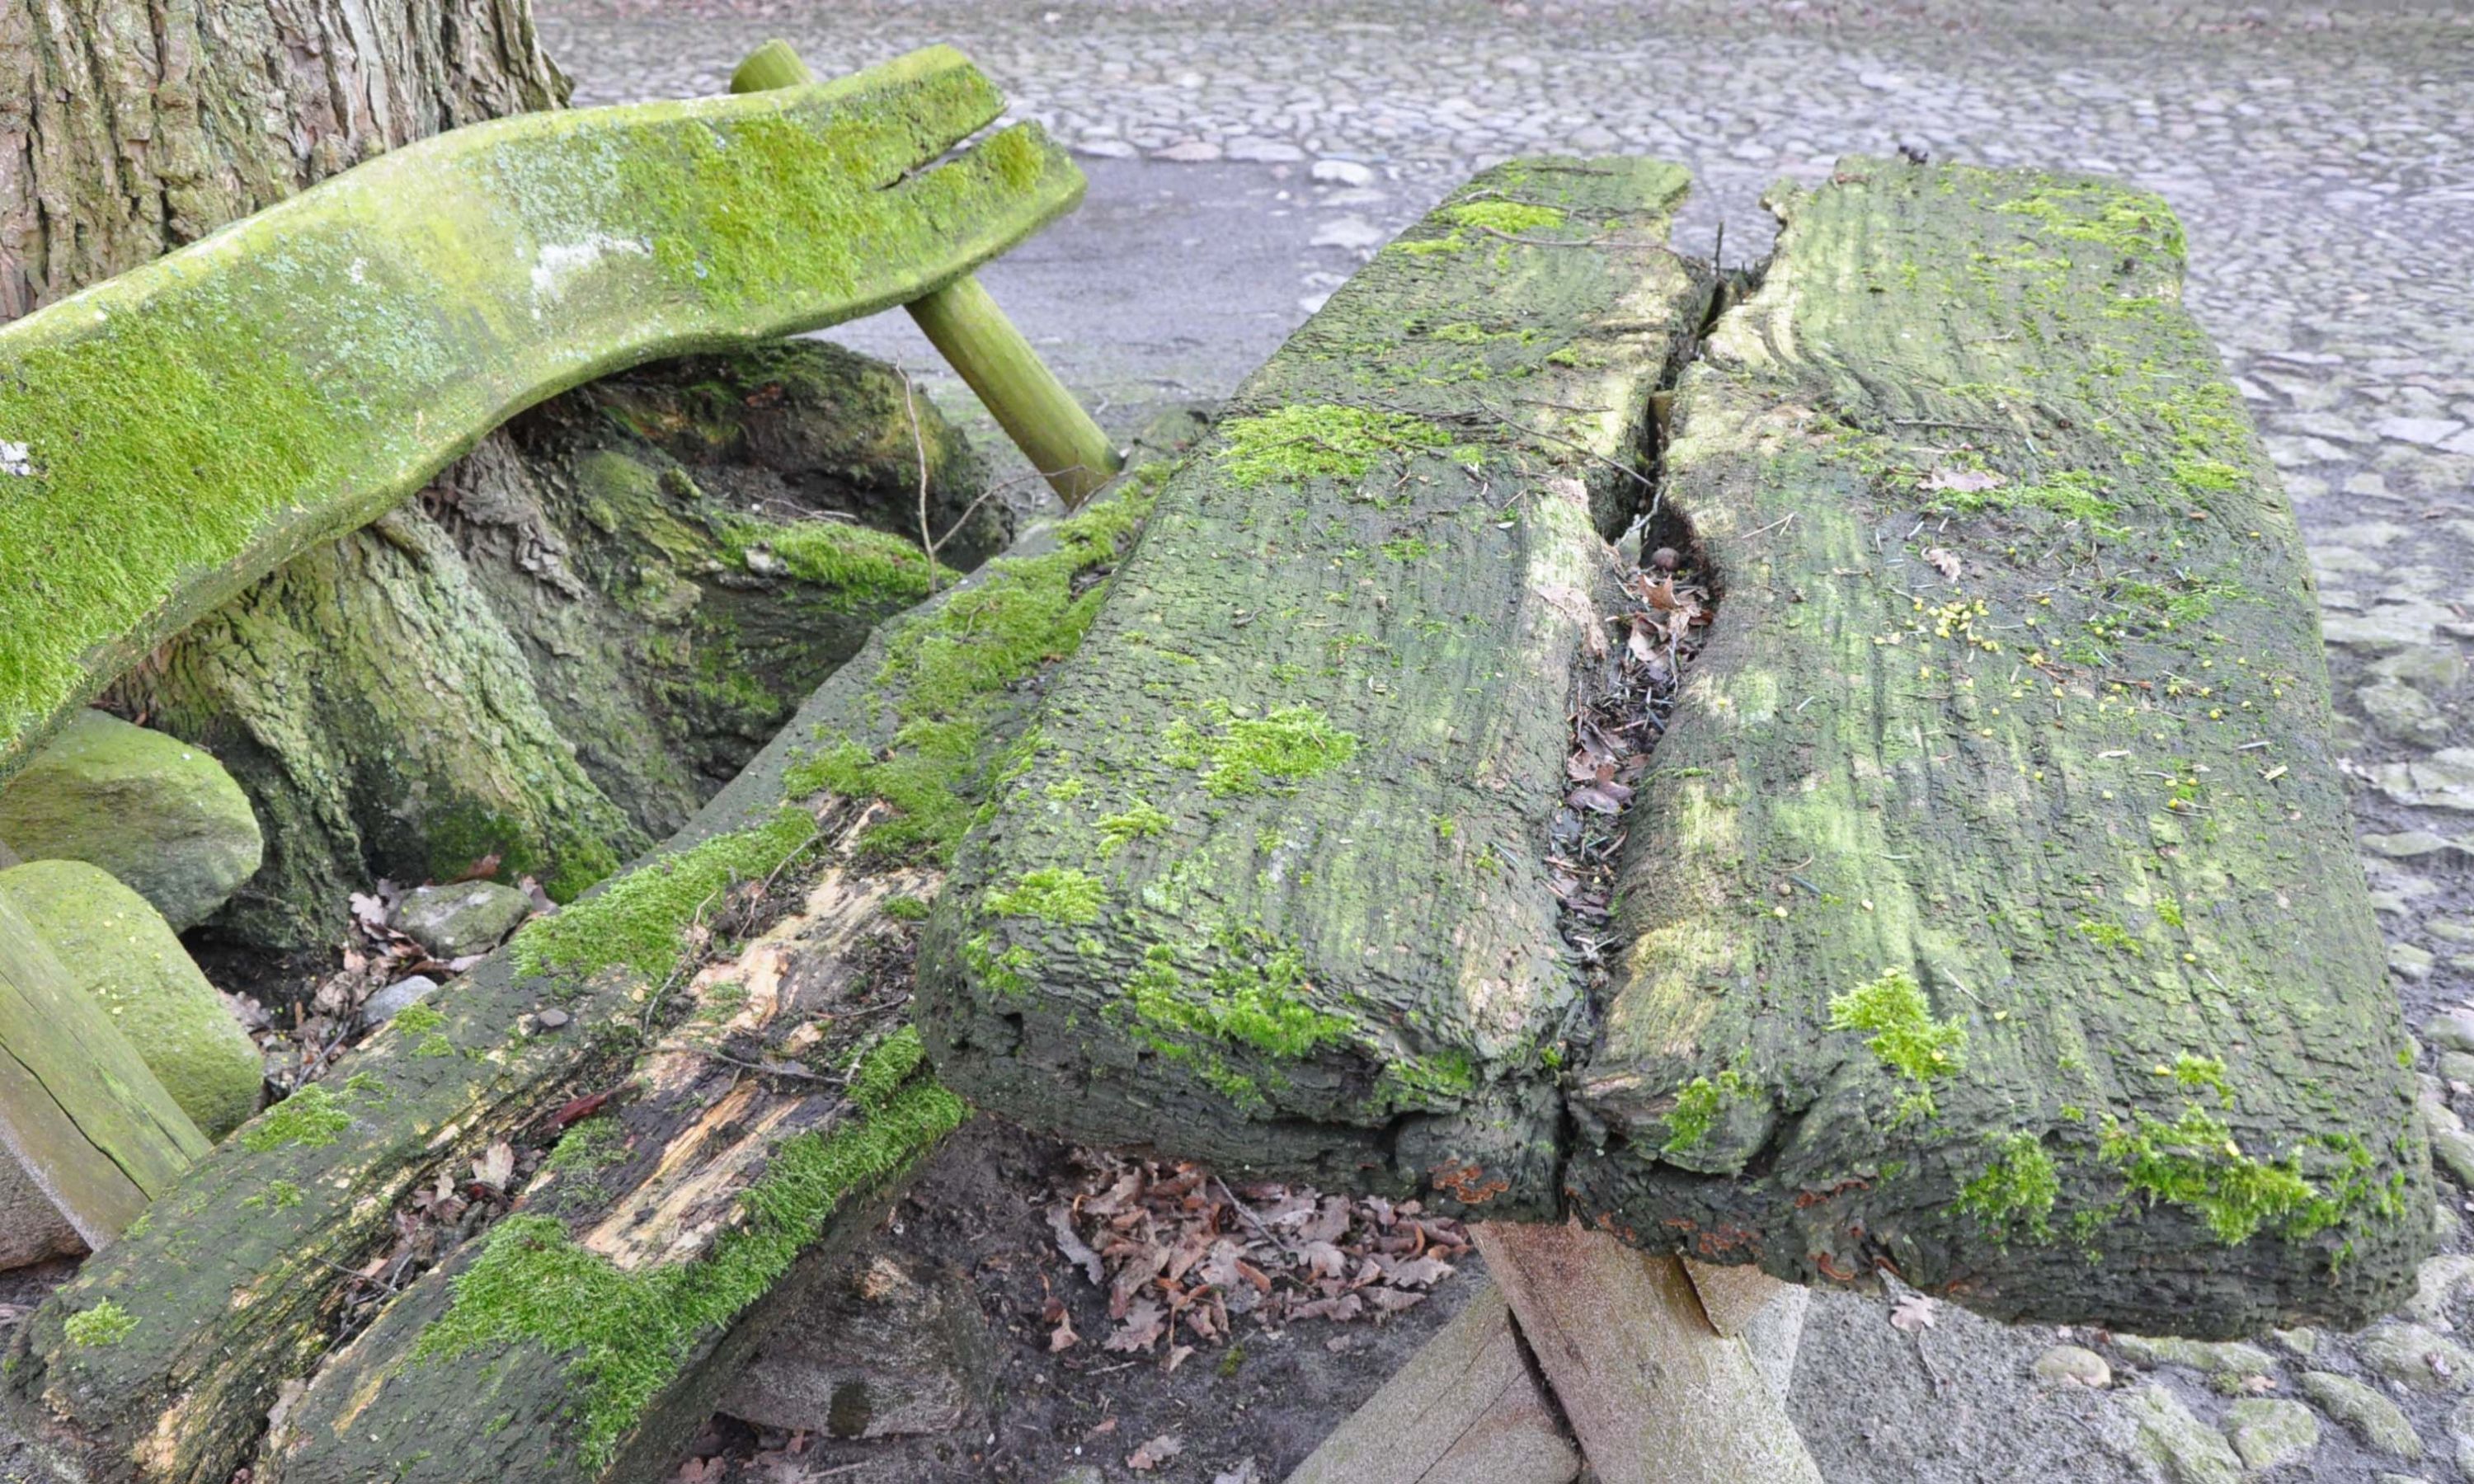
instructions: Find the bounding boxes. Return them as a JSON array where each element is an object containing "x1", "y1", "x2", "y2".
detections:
[{"x1": 731, "y1": 40, "x2": 1123, "y2": 507}]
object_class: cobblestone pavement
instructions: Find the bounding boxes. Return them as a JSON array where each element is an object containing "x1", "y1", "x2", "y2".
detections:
[{"x1": 543, "y1": 4, "x2": 2474, "y2": 1481}]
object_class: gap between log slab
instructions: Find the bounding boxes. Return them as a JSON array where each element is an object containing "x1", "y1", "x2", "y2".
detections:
[{"x1": 1287, "y1": 1223, "x2": 1818, "y2": 1484}]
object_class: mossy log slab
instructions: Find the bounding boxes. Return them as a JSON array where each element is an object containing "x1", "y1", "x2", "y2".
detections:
[
  {"x1": 1560, "y1": 161, "x2": 2425, "y2": 1335},
  {"x1": 0, "y1": 43, "x2": 1081, "y2": 782},
  {"x1": 919, "y1": 158, "x2": 1709, "y2": 1209},
  {"x1": 0, "y1": 893, "x2": 210, "y2": 1258},
  {"x1": 0, "y1": 448, "x2": 1174, "y2": 1484}
]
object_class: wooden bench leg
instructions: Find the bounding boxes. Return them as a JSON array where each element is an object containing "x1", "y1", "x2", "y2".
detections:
[{"x1": 1470, "y1": 1223, "x2": 1823, "y2": 1484}]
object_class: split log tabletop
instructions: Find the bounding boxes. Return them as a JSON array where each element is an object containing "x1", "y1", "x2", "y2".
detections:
[{"x1": 921, "y1": 157, "x2": 2428, "y2": 1341}]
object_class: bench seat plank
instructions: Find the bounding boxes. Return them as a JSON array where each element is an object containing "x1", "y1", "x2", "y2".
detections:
[{"x1": 1564, "y1": 159, "x2": 2425, "y2": 1335}]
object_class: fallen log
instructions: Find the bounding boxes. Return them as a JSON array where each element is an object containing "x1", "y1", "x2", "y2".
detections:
[
  {"x1": 0, "y1": 430, "x2": 1185, "y2": 1484},
  {"x1": 920, "y1": 157, "x2": 1711, "y2": 1209},
  {"x1": 0, "y1": 44, "x2": 1080, "y2": 780},
  {"x1": 1559, "y1": 159, "x2": 2426, "y2": 1335}
]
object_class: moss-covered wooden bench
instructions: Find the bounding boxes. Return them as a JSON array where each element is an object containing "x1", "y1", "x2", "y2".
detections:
[{"x1": 920, "y1": 155, "x2": 2427, "y2": 1345}]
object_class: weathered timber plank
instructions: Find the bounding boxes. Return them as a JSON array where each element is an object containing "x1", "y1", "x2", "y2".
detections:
[
  {"x1": 0, "y1": 894, "x2": 209, "y2": 1247},
  {"x1": 919, "y1": 157, "x2": 1708, "y2": 1210},
  {"x1": 0, "y1": 455, "x2": 1173, "y2": 1484},
  {"x1": 1474, "y1": 1223, "x2": 1822, "y2": 1484},
  {"x1": 1681, "y1": 1257, "x2": 1789, "y2": 1339},
  {"x1": 1285, "y1": 1283, "x2": 1579, "y2": 1484},
  {"x1": 0, "y1": 44, "x2": 1082, "y2": 781},
  {"x1": 1563, "y1": 160, "x2": 2426, "y2": 1334}
]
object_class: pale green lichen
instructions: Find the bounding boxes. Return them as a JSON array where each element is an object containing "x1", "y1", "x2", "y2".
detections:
[
  {"x1": 63, "y1": 1299, "x2": 137, "y2": 1348},
  {"x1": 1827, "y1": 969, "x2": 1965, "y2": 1123},
  {"x1": 1213, "y1": 406, "x2": 1451, "y2": 487},
  {"x1": 1954, "y1": 1131, "x2": 2059, "y2": 1245},
  {"x1": 413, "y1": 1068, "x2": 964, "y2": 1470},
  {"x1": 984, "y1": 866, "x2": 1104, "y2": 925},
  {"x1": 1443, "y1": 200, "x2": 1567, "y2": 235},
  {"x1": 1163, "y1": 702, "x2": 1360, "y2": 797}
]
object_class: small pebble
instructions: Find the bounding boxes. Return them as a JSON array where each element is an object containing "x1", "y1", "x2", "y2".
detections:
[{"x1": 538, "y1": 1008, "x2": 571, "y2": 1030}]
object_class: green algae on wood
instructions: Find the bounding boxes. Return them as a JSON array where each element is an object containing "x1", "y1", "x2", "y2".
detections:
[
  {"x1": 1562, "y1": 159, "x2": 2424, "y2": 1337},
  {"x1": 918, "y1": 157, "x2": 1710, "y2": 1210},
  {"x1": 0, "y1": 44, "x2": 1084, "y2": 783}
]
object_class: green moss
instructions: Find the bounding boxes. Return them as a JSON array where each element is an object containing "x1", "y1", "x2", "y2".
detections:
[
  {"x1": 1380, "y1": 534, "x2": 1437, "y2": 562},
  {"x1": 1044, "y1": 777, "x2": 1084, "y2": 802},
  {"x1": 388, "y1": 1001, "x2": 457, "y2": 1058},
  {"x1": 547, "y1": 1115, "x2": 628, "y2": 1175},
  {"x1": 63, "y1": 1299, "x2": 137, "y2": 1348},
  {"x1": 1661, "y1": 1068, "x2": 1753, "y2": 1155},
  {"x1": 1954, "y1": 1132, "x2": 2059, "y2": 1245},
  {"x1": 266, "y1": 1179, "x2": 305, "y2": 1211},
  {"x1": 1443, "y1": 200, "x2": 1567, "y2": 235},
  {"x1": 849, "y1": 1026, "x2": 928, "y2": 1111},
  {"x1": 2099, "y1": 1105, "x2": 2319, "y2": 1245},
  {"x1": 510, "y1": 806, "x2": 818, "y2": 981},
  {"x1": 1096, "y1": 801, "x2": 1173, "y2": 858},
  {"x1": 2074, "y1": 918, "x2": 2141, "y2": 955},
  {"x1": 1827, "y1": 969, "x2": 1965, "y2": 1122},
  {"x1": 722, "y1": 517, "x2": 951, "y2": 610},
  {"x1": 781, "y1": 481, "x2": 1161, "y2": 863},
  {"x1": 2166, "y1": 1053, "x2": 2234, "y2": 1108},
  {"x1": 882, "y1": 895, "x2": 933, "y2": 922},
  {"x1": 1994, "y1": 181, "x2": 2186, "y2": 264},
  {"x1": 1214, "y1": 406, "x2": 1451, "y2": 487},
  {"x1": 1164, "y1": 702, "x2": 1360, "y2": 797},
  {"x1": 1372, "y1": 1050, "x2": 1479, "y2": 1111},
  {"x1": 238, "y1": 1082, "x2": 355, "y2": 1153},
  {"x1": 1124, "y1": 937, "x2": 1351, "y2": 1061},
  {"x1": 984, "y1": 867, "x2": 1105, "y2": 924},
  {"x1": 413, "y1": 1074, "x2": 965, "y2": 1471}
]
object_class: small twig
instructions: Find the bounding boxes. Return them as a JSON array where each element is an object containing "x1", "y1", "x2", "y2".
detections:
[
  {"x1": 656, "y1": 1044, "x2": 835, "y2": 1081},
  {"x1": 1215, "y1": 1176, "x2": 1297, "y2": 1258},
  {"x1": 901, "y1": 369, "x2": 938, "y2": 595}
]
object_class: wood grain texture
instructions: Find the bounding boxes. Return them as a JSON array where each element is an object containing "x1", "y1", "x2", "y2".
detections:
[
  {"x1": 920, "y1": 157, "x2": 1708, "y2": 1213},
  {"x1": 0, "y1": 894, "x2": 207, "y2": 1246},
  {"x1": 1562, "y1": 159, "x2": 2426, "y2": 1334},
  {"x1": 1284, "y1": 1284, "x2": 1578, "y2": 1484},
  {"x1": 1474, "y1": 1223, "x2": 1821, "y2": 1484}
]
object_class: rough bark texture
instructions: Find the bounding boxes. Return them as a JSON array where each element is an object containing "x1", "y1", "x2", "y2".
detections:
[
  {"x1": 918, "y1": 159, "x2": 1709, "y2": 1212},
  {"x1": 0, "y1": 0, "x2": 567, "y2": 322},
  {"x1": 0, "y1": 422, "x2": 1186, "y2": 1484},
  {"x1": 1561, "y1": 160, "x2": 2426, "y2": 1336},
  {"x1": 113, "y1": 343, "x2": 1000, "y2": 950},
  {"x1": 0, "y1": 43, "x2": 1081, "y2": 780}
]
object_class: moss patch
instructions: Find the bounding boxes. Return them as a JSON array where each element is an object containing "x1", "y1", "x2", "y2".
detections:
[
  {"x1": 1827, "y1": 968, "x2": 1966, "y2": 1123},
  {"x1": 1095, "y1": 801, "x2": 1172, "y2": 858},
  {"x1": 723, "y1": 517, "x2": 952, "y2": 611},
  {"x1": 983, "y1": 867, "x2": 1105, "y2": 925},
  {"x1": 412, "y1": 1068, "x2": 964, "y2": 1470},
  {"x1": 1124, "y1": 936, "x2": 1352, "y2": 1061},
  {"x1": 1661, "y1": 1068, "x2": 1753, "y2": 1156},
  {"x1": 511, "y1": 806, "x2": 818, "y2": 982},
  {"x1": 1954, "y1": 1132, "x2": 2059, "y2": 1245},
  {"x1": 238, "y1": 1082, "x2": 355, "y2": 1153},
  {"x1": 63, "y1": 1299, "x2": 137, "y2": 1348},
  {"x1": 1163, "y1": 702, "x2": 1360, "y2": 798},
  {"x1": 1213, "y1": 406, "x2": 1451, "y2": 487},
  {"x1": 783, "y1": 478, "x2": 1161, "y2": 863}
]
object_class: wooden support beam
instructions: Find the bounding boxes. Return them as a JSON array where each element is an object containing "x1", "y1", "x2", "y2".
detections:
[
  {"x1": 731, "y1": 40, "x2": 1123, "y2": 507},
  {"x1": 1473, "y1": 1223, "x2": 1823, "y2": 1484},
  {"x1": 1284, "y1": 1284, "x2": 1579, "y2": 1484}
]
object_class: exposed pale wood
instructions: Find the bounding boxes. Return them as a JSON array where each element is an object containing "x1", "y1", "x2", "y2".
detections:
[
  {"x1": 1682, "y1": 1257, "x2": 1789, "y2": 1339},
  {"x1": 1473, "y1": 1223, "x2": 1822, "y2": 1484},
  {"x1": 921, "y1": 156, "x2": 1708, "y2": 1212},
  {"x1": 0, "y1": 893, "x2": 207, "y2": 1249},
  {"x1": 1286, "y1": 1284, "x2": 1579, "y2": 1484}
]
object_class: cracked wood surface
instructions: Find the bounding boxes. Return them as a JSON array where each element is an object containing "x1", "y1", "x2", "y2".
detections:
[
  {"x1": 0, "y1": 44, "x2": 1081, "y2": 781},
  {"x1": 918, "y1": 157, "x2": 1708, "y2": 1212},
  {"x1": 1564, "y1": 159, "x2": 2426, "y2": 1335}
]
